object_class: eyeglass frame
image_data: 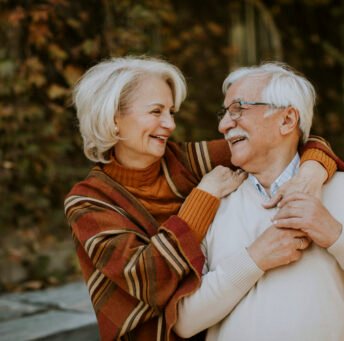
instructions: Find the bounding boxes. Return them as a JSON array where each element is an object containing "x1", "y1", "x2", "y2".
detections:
[{"x1": 216, "y1": 100, "x2": 284, "y2": 122}]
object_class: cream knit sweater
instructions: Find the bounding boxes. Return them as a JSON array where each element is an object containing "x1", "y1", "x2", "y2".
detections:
[{"x1": 175, "y1": 173, "x2": 344, "y2": 341}]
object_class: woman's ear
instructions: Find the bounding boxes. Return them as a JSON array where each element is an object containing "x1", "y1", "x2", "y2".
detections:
[{"x1": 279, "y1": 107, "x2": 300, "y2": 136}]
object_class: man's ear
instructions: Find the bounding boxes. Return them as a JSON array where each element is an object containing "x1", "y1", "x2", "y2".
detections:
[{"x1": 279, "y1": 107, "x2": 299, "y2": 136}]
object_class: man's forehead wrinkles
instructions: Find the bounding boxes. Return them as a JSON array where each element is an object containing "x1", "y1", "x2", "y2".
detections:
[{"x1": 225, "y1": 79, "x2": 263, "y2": 104}]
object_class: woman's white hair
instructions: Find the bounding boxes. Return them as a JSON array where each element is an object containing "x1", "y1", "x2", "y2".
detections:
[
  {"x1": 73, "y1": 56, "x2": 187, "y2": 163},
  {"x1": 222, "y1": 62, "x2": 316, "y2": 142}
]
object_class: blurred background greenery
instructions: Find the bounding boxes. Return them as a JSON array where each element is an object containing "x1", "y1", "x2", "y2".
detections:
[{"x1": 0, "y1": 0, "x2": 343, "y2": 292}]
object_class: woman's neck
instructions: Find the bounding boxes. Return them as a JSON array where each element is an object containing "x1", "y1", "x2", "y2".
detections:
[{"x1": 103, "y1": 154, "x2": 161, "y2": 187}]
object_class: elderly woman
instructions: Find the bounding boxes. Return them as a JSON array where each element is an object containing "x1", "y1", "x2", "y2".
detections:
[{"x1": 65, "y1": 56, "x2": 341, "y2": 340}]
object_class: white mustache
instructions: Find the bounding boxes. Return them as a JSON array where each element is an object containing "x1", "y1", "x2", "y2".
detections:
[{"x1": 225, "y1": 128, "x2": 250, "y2": 140}]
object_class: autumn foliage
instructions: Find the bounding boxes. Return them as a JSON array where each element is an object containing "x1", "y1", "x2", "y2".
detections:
[{"x1": 0, "y1": 0, "x2": 343, "y2": 290}]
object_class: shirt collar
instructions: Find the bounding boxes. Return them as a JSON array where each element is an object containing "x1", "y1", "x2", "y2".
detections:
[{"x1": 248, "y1": 153, "x2": 300, "y2": 199}]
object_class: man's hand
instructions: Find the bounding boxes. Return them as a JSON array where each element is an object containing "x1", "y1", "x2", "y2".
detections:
[
  {"x1": 263, "y1": 160, "x2": 327, "y2": 208},
  {"x1": 272, "y1": 192, "x2": 343, "y2": 248},
  {"x1": 247, "y1": 226, "x2": 310, "y2": 272}
]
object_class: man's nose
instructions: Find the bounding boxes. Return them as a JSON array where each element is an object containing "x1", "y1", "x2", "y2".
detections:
[{"x1": 218, "y1": 114, "x2": 237, "y2": 135}]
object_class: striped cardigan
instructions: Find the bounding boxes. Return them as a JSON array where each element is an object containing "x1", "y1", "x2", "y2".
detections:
[
  {"x1": 64, "y1": 138, "x2": 343, "y2": 341},
  {"x1": 65, "y1": 140, "x2": 231, "y2": 341}
]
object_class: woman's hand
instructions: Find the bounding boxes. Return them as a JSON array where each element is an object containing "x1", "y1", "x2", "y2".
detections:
[
  {"x1": 247, "y1": 226, "x2": 311, "y2": 271},
  {"x1": 272, "y1": 192, "x2": 342, "y2": 248},
  {"x1": 197, "y1": 166, "x2": 247, "y2": 199},
  {"x1": 263, "y1": 160, "x2": 327, "y2": 209}
]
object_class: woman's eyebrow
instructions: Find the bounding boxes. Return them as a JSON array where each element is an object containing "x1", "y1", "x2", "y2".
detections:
[
  {"x1": 146, "y1": 103, "x2": 175, "y2": 109},
  {"x1": 146, "y1": 102, "x2": 164, "y2": 108}
]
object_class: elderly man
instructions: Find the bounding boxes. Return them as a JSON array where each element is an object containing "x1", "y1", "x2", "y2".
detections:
[{"x1": 174, "y1": 63, "x2": 344, "y2": 340}]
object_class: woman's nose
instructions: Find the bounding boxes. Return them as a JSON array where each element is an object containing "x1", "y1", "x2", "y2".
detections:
[{"x1": 161, "y1": 112, "x2": 176, "y2": 130}]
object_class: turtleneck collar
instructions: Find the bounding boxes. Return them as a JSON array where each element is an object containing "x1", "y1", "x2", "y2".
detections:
[{"x1": 102, "y1": 155, "x2": 162, "y2": 188}]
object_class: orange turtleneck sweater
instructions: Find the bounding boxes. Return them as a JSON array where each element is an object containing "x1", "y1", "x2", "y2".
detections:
[{"x1": 103, "y1": 157, "x2": 220, "y2": 242}]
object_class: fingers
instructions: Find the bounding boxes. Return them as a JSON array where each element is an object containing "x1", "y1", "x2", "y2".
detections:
[
  {"x1": 262, "y1": 187, "x2": 310, "y2": 210},
  {"x1": 212, "y1": 166, "x2": 242, "y2": 180},
  {"x1": 230, "y1": 169, "x2": 247, "y2": 182},
  {"x1": 248, "y1": 226, "x2": 309, "y2": 271},
  {"x1": 262, "y1": 193, "x2": 283, "y2": 209},
  {"x1": 263, "y1": 180, "x2": 298, "y2": 209},
  {"x1": 273, "y1": 217, "x2": 303, "y2": 230},
  {"x1": 198, "y1": 166, "x2": 246, "y2": 198},
  {"x1": 284, "y1": 227, "x2": 308, "y2": 238},
  {"x1": 223, "y1": 167, "x2": 245, "y2": 178},
  {"x1": 220, "y1": 168, "x2": 247, "y2": 196},
  {"x1": 295, "y1": 237, "x2": 311, "y2": 250},
  {"x1": 272, "y1": 195, "x2": 320, "y2": 230},
  {"x1": 272, "y1": 204, "x2": 304, "y2": 221},
  {"x1": 234, "y1": 168, "x2": 245, "y2": 175},
  {"x1": 210, "y1": 165, "x2": 229, "y2": 176},
  {"x1": 276, "y1": 192, "x2": 311, "y2": 208}
]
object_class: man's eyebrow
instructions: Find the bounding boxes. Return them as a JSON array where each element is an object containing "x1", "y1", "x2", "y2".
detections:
[
  {"x1": 233, "y1": 98, "x2": 242, "y2": 102},
  {"x1": 223, "y1": 98, "x2": 242, "y2": 107}
]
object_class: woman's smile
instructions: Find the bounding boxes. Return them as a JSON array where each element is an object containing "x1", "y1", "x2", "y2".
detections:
[{"x1": 114, "y1": 75, "x2": 176, "y2": 169}]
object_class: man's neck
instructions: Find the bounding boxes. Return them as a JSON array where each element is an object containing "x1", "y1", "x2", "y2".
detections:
[
  {"x1": 250, "y1": 147, "x2": 298, "y2": 190},
  {"x1": 248, "y1": 153, "x2": 299, "y2": 198}
]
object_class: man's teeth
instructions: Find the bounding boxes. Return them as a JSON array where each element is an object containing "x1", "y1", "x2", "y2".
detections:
[{"x1": 231, "y1": 136, "x2": 246, "y2": 144}]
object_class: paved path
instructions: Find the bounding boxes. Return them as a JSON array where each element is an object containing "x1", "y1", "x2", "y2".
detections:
[{"x1": 0, "y1": 281, "x2": 99, "y2": 340}]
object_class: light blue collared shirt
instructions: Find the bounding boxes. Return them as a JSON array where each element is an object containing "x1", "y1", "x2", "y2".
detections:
[{"x1": 248, "y1": 153, "x2": 300, "y2": 199}]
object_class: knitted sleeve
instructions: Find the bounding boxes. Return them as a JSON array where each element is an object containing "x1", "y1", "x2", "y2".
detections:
[
  {"x1": 300, "y1": 135, "x2": 344, "y2": 179},
  {"x1": 174, "y1": 248, "x2": 264, "y2": 338},
  {"x1": 178, "y1": 188, "x2": 220, "y2": 242}
]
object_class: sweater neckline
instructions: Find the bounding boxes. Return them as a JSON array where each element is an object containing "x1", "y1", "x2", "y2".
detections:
[{"x1": 102, "y1": 156, "x2": 162, "y2": 188}]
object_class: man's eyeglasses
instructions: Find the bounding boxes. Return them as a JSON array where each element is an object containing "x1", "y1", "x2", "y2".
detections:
[{"x1": 216, "y1": 100, "x2": 282, "y2": 121}]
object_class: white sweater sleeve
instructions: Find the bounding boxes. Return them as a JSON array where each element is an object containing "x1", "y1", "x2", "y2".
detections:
[
  {"x1": 174, "y1": 248, "x2": 264, "y2": 338},
  {"x1": 327, "y1": 224, "x2": 344, "y2": 269}
]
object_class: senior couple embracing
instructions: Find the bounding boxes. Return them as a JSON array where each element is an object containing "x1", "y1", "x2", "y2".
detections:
[{"x1": 65, "y1": 56, "x2": 344, "y2": 341}]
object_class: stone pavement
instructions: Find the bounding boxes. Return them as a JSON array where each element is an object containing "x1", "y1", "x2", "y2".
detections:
[{"x1": 0, "y1": 281, "x2": 99, "y2": 340}]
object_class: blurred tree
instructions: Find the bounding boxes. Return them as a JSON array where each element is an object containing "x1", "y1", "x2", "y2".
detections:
[
  {"x1": 0, "y1": 0, "x2": 343, "y2": 290},
  {"x1": 262, "y1": 0, "x2": 344, "y2": 156}
]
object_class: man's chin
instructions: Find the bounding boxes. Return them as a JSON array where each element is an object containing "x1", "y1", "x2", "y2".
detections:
[
  {"x1": 230, "y1": 160, "x2": 242, "y2": 168},
  {"x1": 230, "y1": 155, "x2": 246, "y2": 169}
]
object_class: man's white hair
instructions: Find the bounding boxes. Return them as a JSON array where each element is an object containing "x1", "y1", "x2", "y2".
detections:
[
  {"x1": 73, "y1": 56, "x2": 187, "y2": 163},
  {"x1": 222, "y1": 62, "x2": 316, "y2": 142}
]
